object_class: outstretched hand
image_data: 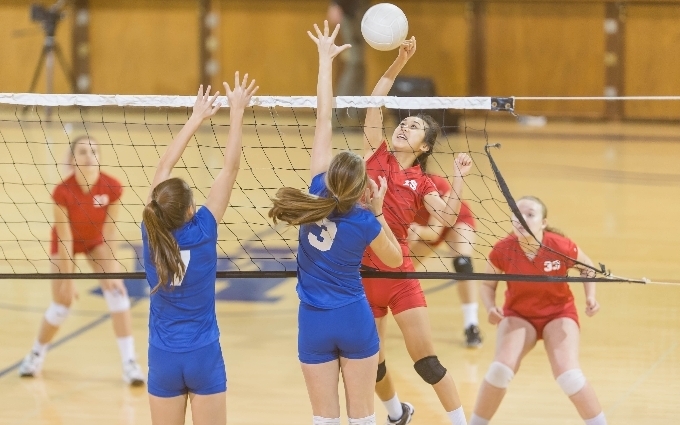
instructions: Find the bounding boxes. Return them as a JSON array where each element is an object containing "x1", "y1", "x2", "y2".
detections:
[
  {"x1": 224, "y1": 71, "x2": 259, "y2": 112},
  {"x1": 397, "y1": 36, "x2": 417, "y2": 63},
  {"x1": 191, "y1": 84, "x2": 221, "y2": 121},
  {"x1": 308, "y1": 20, "x2": 351, "y2": 61},
  {"x1": 453, "y1": 153, "x2": 473, "y2": 178}
]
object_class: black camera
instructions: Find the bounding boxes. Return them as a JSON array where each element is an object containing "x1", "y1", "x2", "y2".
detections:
[{"x1": 30, "y1": 3, "x2": 63, "y2": 37}]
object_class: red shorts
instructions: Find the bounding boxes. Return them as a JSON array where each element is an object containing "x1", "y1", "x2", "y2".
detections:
[
  {"x1": 362, "y1": 278, "x2": 427, "y2": 318},
  {"x1": 504, "y1": 303, "x2": 579, "y2": 340},
  {"x1": 425, "y1": 202, "x2": 476, "y2": 248},
  {"x1": 50, "y1": 228, "x2": 103, "y2": 255}
]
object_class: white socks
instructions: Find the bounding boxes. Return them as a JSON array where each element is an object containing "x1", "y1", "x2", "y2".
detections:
[
  {"x1": 116, "y1": 336, "x2": 136, "y2": 363},
  {"x1": 462, "y1": 303, "x2": 479, "y2": 328},
  {"x1": 32, "y1": 340, "x2": 48, "y2": 357},
  {"x1": 469, "y1": 413, "x2": 490, "y2": 425},
  {"x1": 584, "y1": 412, "x2": 607, "y2": 425},
  {"x1": 348, "y1": 414, "x2": 376, "y2": 425},
  {"x1": 312, "y1": 417, "x2": 340, "y2": 425},
  {"x1": 383, "y1": 394, "x2": 403, "y2": 421},
  {"x1": 447, "y1": 406, "x2": 467, "y2": 425}
]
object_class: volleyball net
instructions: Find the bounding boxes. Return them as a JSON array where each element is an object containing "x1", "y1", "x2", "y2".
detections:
[{"x1": 0, "y1": 94, "x2": 648, "y2": 283}]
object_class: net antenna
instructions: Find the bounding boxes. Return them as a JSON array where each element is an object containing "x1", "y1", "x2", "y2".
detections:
[{"x1": 26, "y1": 0, "x2": 75, "y2": 98}]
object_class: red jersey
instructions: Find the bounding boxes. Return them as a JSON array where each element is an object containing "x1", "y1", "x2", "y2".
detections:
[
  {"x1": 489, "y1": 232, "x2": 579, "y2": 319},
  {"x1": 362, "y1": 141, "x2": 437, "y2": 271},
  {"x1": 50, "y1": 172, "x2": 123, "y2": 254},
  {"x1": 412, "y1": 173, "x2": 475, "y2": 229}
]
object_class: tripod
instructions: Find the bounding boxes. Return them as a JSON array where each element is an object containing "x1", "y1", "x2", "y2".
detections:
[{"x1": 27, "y1": 1, "x2": 75, "y2": 95}]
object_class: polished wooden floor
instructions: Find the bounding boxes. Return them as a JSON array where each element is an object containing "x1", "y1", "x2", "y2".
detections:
[{"x1": 0, "y1": 109, "x2": 679, "y2": 424}]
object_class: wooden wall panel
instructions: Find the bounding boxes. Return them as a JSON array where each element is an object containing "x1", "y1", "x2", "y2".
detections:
[
  {"x1": 217, "y1": 1, "x2": 327, "y2": 96},
  {"x1": 0, "y1": 0, "x2": 73, "y2": 93},
  {"x1": 624, "y1": 4, "x2": 680, "y2": 120},
  {"x1": 485, "y1": 2, "x2": 606, "y2": 117},
  {"x1": 88, "y1": 0, "x2": 199, "y2": 95}
]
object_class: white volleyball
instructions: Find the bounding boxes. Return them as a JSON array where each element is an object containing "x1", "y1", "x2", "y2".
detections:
[{"x1": 361, "y1": 3, "x2": 409, "y2": 51}]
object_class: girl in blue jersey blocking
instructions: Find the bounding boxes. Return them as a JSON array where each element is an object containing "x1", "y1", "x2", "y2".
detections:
[
  {"x1": 142, "y1": 75, "x2": 258, "y2": 425},
  {"x1": 268, "y1": 22, "x2": 403, "y2": 425}
]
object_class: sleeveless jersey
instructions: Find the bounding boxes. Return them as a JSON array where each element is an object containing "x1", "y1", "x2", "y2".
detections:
[
  {"x1": 489, "y1": 232, "x2": 579, "y2": 318},
  {"x1": 362, "y1": 141, "x2": 436, "y2": 271},
  {"x1": 297, "y1": 173, "x2": 382, "y2": 309},
  {"x1": 142, "y1": 206, "x2": 219, "y2": 352}
]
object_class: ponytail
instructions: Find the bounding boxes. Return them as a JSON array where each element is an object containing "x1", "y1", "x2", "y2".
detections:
[
  {"x1": 143, "y1": 178, "x2": 194, "y2": 294},
  {"x1": 269, "y1": 188, "x2": 345, "y2": 226}
]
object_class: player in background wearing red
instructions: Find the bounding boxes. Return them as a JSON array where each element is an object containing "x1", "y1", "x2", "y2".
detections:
[
  {"x1": 469, "y1": 196, "x2": 606, "y2": 425},
  {"x1": 361, "y1": 37, "x2": 472, "y2": 425},
  {"x1": 409, "y1": 173, "x2": 482, "y2": 348},
  {"x1": 19, "y1": 136, "x2": 144, "y2": 386}
]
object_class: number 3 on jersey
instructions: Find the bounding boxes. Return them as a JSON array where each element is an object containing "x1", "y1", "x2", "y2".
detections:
[
  {"x1": 172, "y1": 250, "x2": 191, "y2": 286},
  {"x1": 308, "y1": 218, "x2": 337, "y2": 252}
]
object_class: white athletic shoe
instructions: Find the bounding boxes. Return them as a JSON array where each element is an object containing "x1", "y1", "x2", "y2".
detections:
[
  {"x1": 122, "y1": 360, "x2": 146, "y2": 386},
  {"x1": 18, "y1": 351, "x2": 44, "y2": 377},
  {"x1": 385, "y1": 402, "x2": 415, "y2": 425}
]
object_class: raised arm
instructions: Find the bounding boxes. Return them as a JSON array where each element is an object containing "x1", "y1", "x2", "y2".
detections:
[
  {"x1": 363, "y1": 37, "x2": 416, "y2": 159},
  {"x1": 423, "y1": 153, "x2": 472, "y2": 227},
  {"x1": 146, "y1": 85, "x2": 221, "y2": 203},
  {"x1": 204, "y1": 72, "x2": 259, "y2": 220},
  {"x1": 307, "y1": 21, "x2": 351, "y2": 178},
  {"x1": 575, "y1": 247, "x2": 600, "y2": 317},
  {"x1": 480, "y1": 260, "x2": 504, "y2": 325}
]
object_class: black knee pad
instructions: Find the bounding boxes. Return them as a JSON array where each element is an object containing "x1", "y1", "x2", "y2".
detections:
[
  {"x1": 453, "y1": 256, "x2": 473, "y2": 274},
  {"x1": 376, "y1": 361, "x2": 386, "y2": 382},
  {"x1": 414, "y1": 356, "x2": 447, "y2": 385}
]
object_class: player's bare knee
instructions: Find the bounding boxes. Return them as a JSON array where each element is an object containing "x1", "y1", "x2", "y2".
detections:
[
  {"x1": 484, "y1": 361, "x2": 514, "y2": 389},
  {"x1": 44, "y1": 302, "x2": 70, "y2": 326},
  {"x1": 103, "y1": 289, "x2": 131, "y2": 313},
  {"x1": 556, "y1": 369, "x2": 586, "y2": 396},
  {"x1": 376, "y1": 360, "x2": 386, "y2": 382},
  {"x1": 413, "y1": 355, "x2": 447, "y2": 385},
  {"x1": 453, "y1": 256, "x2": 473, "y2": 274}
]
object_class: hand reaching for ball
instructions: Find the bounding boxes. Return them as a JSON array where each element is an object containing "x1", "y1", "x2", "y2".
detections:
[
  {"x1": 397, "y1": 36, "x2": 417, "y2": 62},
  {"x1": 308, "y1": 20, "x2": 351, "y2": 61}
]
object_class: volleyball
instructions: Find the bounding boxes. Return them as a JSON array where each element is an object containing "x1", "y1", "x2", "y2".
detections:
[{"x1": 361, "y1": 3, "x2": 408, "y2": 51}]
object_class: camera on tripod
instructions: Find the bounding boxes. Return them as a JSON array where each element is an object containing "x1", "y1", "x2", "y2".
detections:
[{"x1": 30, "y1": 2, "x2": 64, "y2": 38}]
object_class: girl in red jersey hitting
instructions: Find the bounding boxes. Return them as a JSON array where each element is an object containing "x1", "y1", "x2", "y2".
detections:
[
  {"x1": 409, "y1": 173, "x2": 482, "y2": 348},
  {"x1": 361, "y1": 37, "x2": 472, "y2": 425},
  {"x1": 469, "y1": 196, "x2": 606, "y2": 425},
  {"x1": 19, "y1": 136, "x2": 144, "y2": 386}
]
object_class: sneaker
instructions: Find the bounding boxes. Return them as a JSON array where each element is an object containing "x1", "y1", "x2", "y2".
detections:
[
  {"x1": 18, "y1": 352, "x2": 44, "y2": 377},
  {"x1": 386, "y1": 402, "x2": 415, "y2": 425},
  {"x1": 122, "y1": 360, "x2": 145, "y2": 386},
  {"x1": 465, "y1": 324, "x2": 483, "y2": 348}
]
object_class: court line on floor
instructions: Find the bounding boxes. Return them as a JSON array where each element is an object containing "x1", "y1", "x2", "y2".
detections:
[
  {"x1": 605, "y1": 339, "x2": 679, "y2": 417},
  {"x1": 0, "y1": 298, "x2": 142, "y2": 379}
]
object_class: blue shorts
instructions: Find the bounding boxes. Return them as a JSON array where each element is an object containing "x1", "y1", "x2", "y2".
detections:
[
  {"x1": 148, "y1": 340, "x2": 227, "y2": 397},
  {"x1": 298, "y1": 298, "x2": 380, "y2": 364}
]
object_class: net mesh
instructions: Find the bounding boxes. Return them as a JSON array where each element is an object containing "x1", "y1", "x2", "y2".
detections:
[{"x1": 0, "y1": 95, "x2": 639, "y2": 282}]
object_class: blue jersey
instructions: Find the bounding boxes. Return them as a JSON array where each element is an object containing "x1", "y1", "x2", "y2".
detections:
[
  {"x1": 142, "y1": 206, "x2": 219, "y2": 353},
  {"x1": 297, "y1": 173, "x2": 382, "y2": 309}
]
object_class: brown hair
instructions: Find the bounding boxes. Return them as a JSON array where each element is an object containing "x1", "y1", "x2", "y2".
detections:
[
  {"x1": 143, "y1": 178, "x2": 194, "y2": 294},
  {"x1": 518, "y1": 195, "x2": 564, "y2": 237},
  {"x1": 269, "y1": 151, "x2": 369, "y2": 225},
  {"x1": 411, "y1": 113, "x2": 441, "y2": 172}
]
